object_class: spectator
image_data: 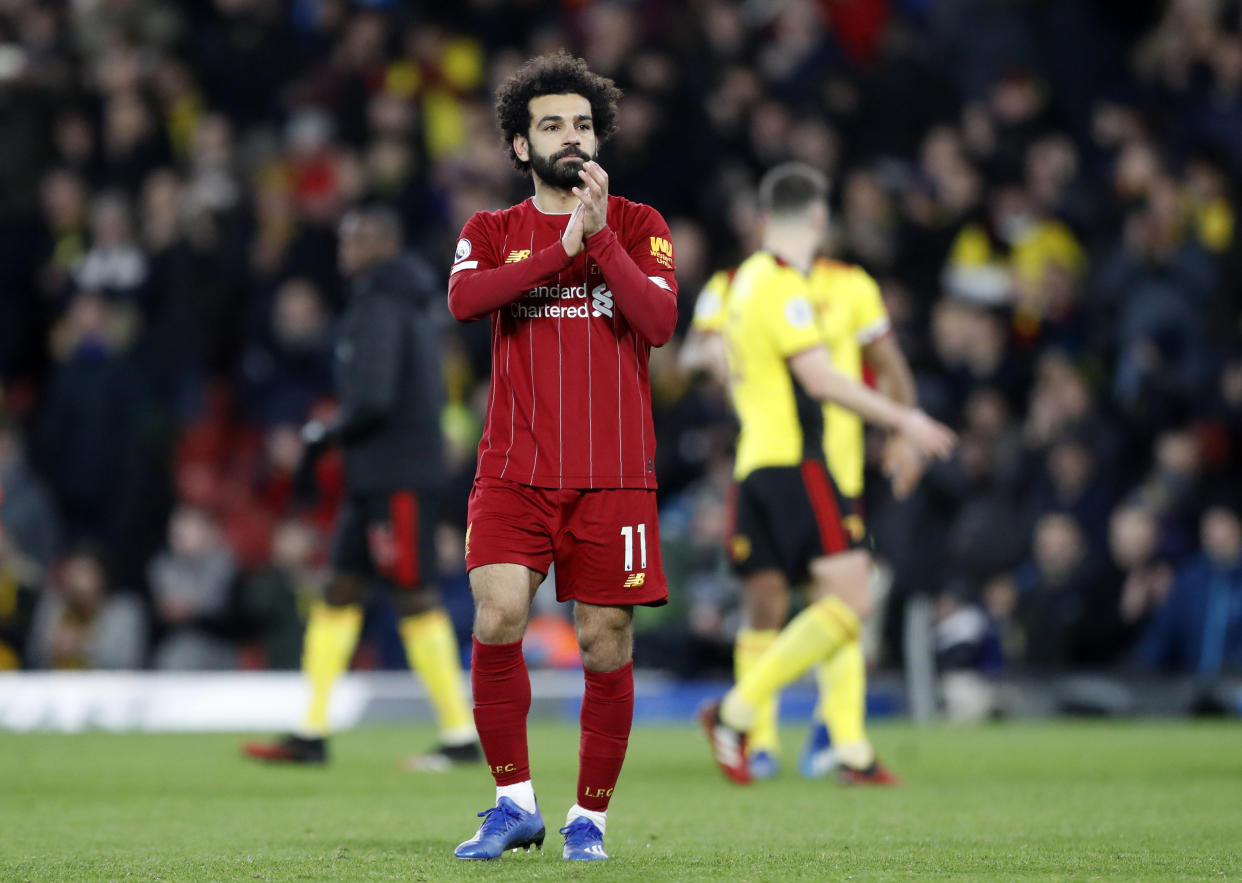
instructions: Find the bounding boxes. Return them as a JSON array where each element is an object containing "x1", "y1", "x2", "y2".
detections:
[
  {"x1": 1013, "y1": 513, "x2": 1111, "y2": 669},
  {"x1": 27, "y1": 544, "x2": 147, "y2": 670},
  {"x1": 74, "y1": 192, "x2": 151, "y2": 306},
  {"x1": 1031, "y1": 431, "x2": 1115, "y2": 548},
  {"x1": 148, "y1": 505, "x2": 238, "y2": 670},
  {"x1": 36, "y1": 292, "x2": 146, "y2": 540},
  {"x1": 0, "y1": 417, "x2": 62, "y2": 571},
  {"x1": 1110, "y1": 501, "x2": 1176, "y2": 643},
  {"x1": 238, "y1": 277, "x2": 334, "y2": 426},
  {"x1": 934, "y1": 586, "x2": 1003, "y2": 722},
  {"x1": 236, "y1": 518, "x2": 320, "y2": 670},
  {"x1": 1135, "y1": 500, "x2": 1242, "y2": 675}
]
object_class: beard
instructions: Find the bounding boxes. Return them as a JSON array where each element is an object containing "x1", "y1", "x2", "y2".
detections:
[{"x1": 529, "y1": 145, "x2": 592, "y2": 190}]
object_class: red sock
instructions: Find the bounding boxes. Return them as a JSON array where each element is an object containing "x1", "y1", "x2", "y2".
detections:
[
  {"x1": 576, "y1": 661, "x2": 634, "y2": 812},
  {"x1": 471, "y1": 637, "x2": 531, "y2": 786}
]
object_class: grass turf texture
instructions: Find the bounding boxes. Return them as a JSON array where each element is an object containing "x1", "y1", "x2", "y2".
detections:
[{"x1": 2, "y1": 721, "x2": 1239, "y2": 881}]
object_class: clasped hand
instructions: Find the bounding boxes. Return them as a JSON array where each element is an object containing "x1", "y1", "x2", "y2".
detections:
[{"x1": 561, "y1": 161, "x2": 609, "y2": 257}]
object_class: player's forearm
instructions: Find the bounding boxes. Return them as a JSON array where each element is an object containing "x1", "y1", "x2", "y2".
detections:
[
  {"x1": 792, "y1": 348, "x2": 911, "y2": 431},
  {"x1": 818, "y1": 370, "x2": 911, "y2": 430},
  {"x1": 868, "y1": 340, "x2": 918, "y2": 407},
  {"x1": 587, "y1": 226, "x2": 678, "y2": 346},
  {"x1": 878, "y1": 368, "x2": 916, "y2": 408},
  {"x1": 448, "y1": 242, "x2": 574, "y2": 321}
]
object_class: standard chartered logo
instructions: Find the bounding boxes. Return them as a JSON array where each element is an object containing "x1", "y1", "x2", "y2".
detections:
[
  {"x1": 528, "y1": 284, "x2": 586, "y2": 299},
  {"x1": 510, "y1": 282, "x2": 614, "y2": 321}
]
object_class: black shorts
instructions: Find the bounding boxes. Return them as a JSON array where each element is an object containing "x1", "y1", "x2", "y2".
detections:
[
  {"x1": 330, "y1": 490, "x2": 438, "y2": 589},
  {"x1": 727, "y1": 460, "x2": 867, "y2": 584}
]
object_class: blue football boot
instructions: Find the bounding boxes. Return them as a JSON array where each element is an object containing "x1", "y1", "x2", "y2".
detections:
[
  {"x1": 560, "y1": 816, "x2": 608, "y2": 861},
  {"x1": 454, "y1": 797, "x2": 545, "y2": 860},
  {"x1": 748, "y1": 749, "x2": 781, "y2": 780},
  {"x1": 798, "y1": 721, "x2": 837, "y2": 779}
]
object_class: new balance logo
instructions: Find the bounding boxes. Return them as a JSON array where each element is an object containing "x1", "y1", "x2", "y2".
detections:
[
  {"x1": 623, "y1": 572, "x2": 646, "y2": 588},
  {"x1": 505, "y1": 249, "x2": 531, "y2": 263}
]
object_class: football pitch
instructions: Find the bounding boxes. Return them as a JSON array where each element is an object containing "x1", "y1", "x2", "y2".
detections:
[{"x1": 2, "y1": 721, "x2": 1239, "y2": 881}]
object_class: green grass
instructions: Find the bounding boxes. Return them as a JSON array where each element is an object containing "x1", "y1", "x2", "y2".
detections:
[{"x1": 1, "y1": 720, "x2": 1240, "y2": 881}]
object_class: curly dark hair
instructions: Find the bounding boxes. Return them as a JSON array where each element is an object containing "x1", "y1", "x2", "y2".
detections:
[{"x1": 495, "y1": 50, "x2": 622, "y2": 173}]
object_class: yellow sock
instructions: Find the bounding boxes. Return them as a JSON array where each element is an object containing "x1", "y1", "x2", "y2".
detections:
[
  {"x1": 722, "y1": 597, "x2": 859, "y2": 732},
  {"x1": 399, "y1": 609, "x2": 475, "y2": 743},
  {"x1": 818, "y1": 638, "x2": 874, "y2": 769},
  {"x1": 735, "y1": 629, "x2": 780, "y2": 754},
  {"x1": 301, "y1": 602, "x2": 363, "y2": 737}
]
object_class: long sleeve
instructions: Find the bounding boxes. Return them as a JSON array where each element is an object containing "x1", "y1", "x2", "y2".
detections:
[
  {"x1": 447, "y1": 212, "x2": 573, "y2": 321},
  {"x1": 587, "y1": 224, "x2": 678, "y2": 346}
]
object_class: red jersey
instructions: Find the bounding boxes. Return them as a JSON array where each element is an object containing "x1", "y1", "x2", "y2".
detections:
[{"x1": 448, "y1": 195, "x2": 678, "y2": 490}]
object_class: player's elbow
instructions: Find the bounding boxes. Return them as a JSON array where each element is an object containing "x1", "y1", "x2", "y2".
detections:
[
  {"x1": 447, "y1": 289, "x2": 478, "y2": 323},
  {"x1": 802, "y1": 377, "x2": 833, "y2": 403},
  {"x1": 648, "y1": 323, "x2": 675, "y2": 347},
  {"x1": 647, "y1": 304, "x2": 678, "y2": 347}
]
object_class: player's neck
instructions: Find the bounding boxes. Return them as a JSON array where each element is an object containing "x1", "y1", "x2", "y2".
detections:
[
  {"x1": 761, "y1": 232, "x2": 816, "y2": 276},
  {"x1": 530, "y1": 179, "x2": 579, "y2": 215}
]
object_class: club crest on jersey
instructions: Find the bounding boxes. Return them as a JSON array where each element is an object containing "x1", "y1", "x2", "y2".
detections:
[
  {"x1": 454, "y1": 238, "x2": 472, "y2": 262},
  {"x1": 505, "y1": 249, "x2": 531, "y2": 263},
  {"x1": 649, "y1": 236, "x2": 673, "y2": 268},
  {"x1": 591, "y1": 282, "x2": 614, "y2": 318}
]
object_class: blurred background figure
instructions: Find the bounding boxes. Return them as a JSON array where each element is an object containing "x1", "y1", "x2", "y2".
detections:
[
  {"x1": 1136, "y1": 498, "x2": 1242, "y2": 677},
  {"x1": 148, "y1": 505, "x2": 237, "y2": 670},
  {"x1": 27, "y1": 543, "x2": 146, "y2": 670}
]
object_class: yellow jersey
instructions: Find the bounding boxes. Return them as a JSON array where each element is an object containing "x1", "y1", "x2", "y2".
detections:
[
  {"x1": 808, "y1": 259, "x2": 890, "y2": 497},
  {"x1": 721, "y1": 252, "x2": 826, "y2": 481},
  {"x1": 694, "y1": 257, "x2": 891, "y2": 495},
  {"x1": 690, "y1": 267, "x2": 734, "y2": 333}
]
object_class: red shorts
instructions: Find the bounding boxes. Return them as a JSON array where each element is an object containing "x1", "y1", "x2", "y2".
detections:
[{"x1": 465, "y1": 475, "x2": 668, "y2": 607}]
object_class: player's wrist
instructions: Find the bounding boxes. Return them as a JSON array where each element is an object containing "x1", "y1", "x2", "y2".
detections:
[
  {"x1": 895, "y1": 407, "x2": 921, "y2": 435},
  {"x1": 585, "y1": 225, "x2": 615, "y2": 245}
]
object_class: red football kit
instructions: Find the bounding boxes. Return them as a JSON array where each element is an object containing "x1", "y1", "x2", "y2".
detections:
[{"x1": 448, "y1": 195, "x2": 677, "y2": 607}]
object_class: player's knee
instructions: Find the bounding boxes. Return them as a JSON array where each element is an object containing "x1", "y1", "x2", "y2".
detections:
[
  {"x1": 577, "y1": 623, "x2": 632, "y2": 672},
  {"x1": 843, "y1": 590, "x2": 874, "y2": 621},
  {"x1": 473, "y1": 601, "x2": 527, "y2": 644},
  {"x1": 743, "y1": 571, "x2": 789, "y2": 630},
  {"x1": 395, "y1": 587, "x2": 441, "y2": 618},
  {"x1": 829, "y1": 579, "x2": 873, "y2": 620}
]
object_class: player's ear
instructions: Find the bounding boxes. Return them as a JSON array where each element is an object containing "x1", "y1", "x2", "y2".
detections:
[{"x1": 513, "y1": 133, "x2": 530, "y2": 164}]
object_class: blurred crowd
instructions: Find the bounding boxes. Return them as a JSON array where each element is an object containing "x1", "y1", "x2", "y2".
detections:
[{"x1": 1, "y1": 0, "x2": 1240, "y2": 682}]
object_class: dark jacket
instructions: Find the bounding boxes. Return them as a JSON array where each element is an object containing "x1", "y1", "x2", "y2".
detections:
[
  {"x1": 334, "y1": 254, "x2": 445, "y2": 493},
  {"x1": 1135, "y1": 555, "x2": 1242, "y2": 675}
]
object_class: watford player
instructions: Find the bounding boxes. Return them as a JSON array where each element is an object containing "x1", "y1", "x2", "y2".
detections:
[
  {"x1": 699, "y1": 162, "x2": 955, "y2": 785},
  {"x1": 686, "y1": 241, "x2": 924, "y2": 783}
]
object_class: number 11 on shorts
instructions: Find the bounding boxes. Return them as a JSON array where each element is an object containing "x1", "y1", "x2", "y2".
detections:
[{"x1": 620, "y1": 523, "x2": 647, "y2": 572}]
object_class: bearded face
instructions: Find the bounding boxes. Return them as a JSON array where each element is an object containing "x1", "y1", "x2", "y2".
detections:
[{"x1": 529, "y1": 143, "x2": 593, "y2": 190}]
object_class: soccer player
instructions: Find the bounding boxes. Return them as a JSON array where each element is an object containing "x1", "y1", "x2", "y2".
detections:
[
  {"x1": 687, "y1": 252, "x2": 924, "y2": 782},
  {"x1": 445, "y1": 52, "x2": 678, "y2": 861},
  {"x1": 699, "y1": 162, "x2": 955, "y2": 784},
  {"x1": 242, "y1": 207, "x2": 480, "y2": 770}
]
